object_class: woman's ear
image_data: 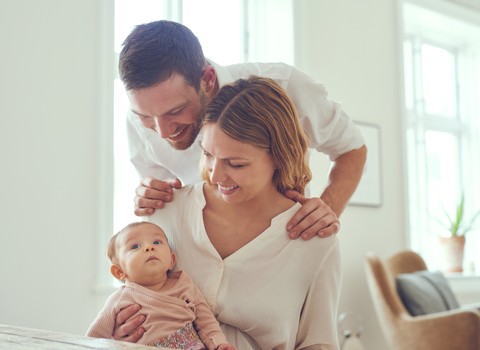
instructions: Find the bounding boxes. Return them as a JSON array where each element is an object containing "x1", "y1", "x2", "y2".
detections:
[{"x1": 110, "y1": 264, "x2": 126, "y2": 281}]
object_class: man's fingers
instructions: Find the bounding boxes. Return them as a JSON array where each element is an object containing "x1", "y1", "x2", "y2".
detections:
[
  {"x1": 316, "y1": 221, "x2": 341, "y2": 238},
  {"x1": 284, "y1": 189, "x2": 305, "y2": 204},
  {"x1": 135, "y1": 196, "x2": 167, "y2": 209},
  {"x1": 136, "y1": 185, "x2": 172, "y2": 201},
  {"x1": 134, "y1": 206, "x2": 155, "y2": 217},
  {"x1": 142, "y1": 177, "x2": 182, "y2": 190},
  {"x1": 286, "y1": 200, "x2": 320, "y2": 235},
  {"x1": 165, "y1": 178, "x2": 182, "y2": 189},
  {"x1": 287, "y1": 197, "x2": 340, "y2": 240}
]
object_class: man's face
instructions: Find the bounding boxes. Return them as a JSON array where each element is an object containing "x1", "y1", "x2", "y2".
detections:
[{"x1": 127, "y1": 73, "x2": 208, "y2": 150}]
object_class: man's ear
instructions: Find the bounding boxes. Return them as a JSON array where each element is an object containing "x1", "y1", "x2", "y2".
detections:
[
  {"x1": 110, "y1": 264, "x2": 126, "y2": 281},
  {"x1": 202, "y1": 65, "x2": 217, "y2": 93}
]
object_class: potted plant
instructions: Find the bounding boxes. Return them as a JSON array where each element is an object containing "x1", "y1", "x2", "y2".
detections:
[{"x1": 437, "y1": 194, "x2": 480, "y2": 272}]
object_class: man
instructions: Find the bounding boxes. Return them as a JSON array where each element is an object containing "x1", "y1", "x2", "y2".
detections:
[{"x1": 119, "y1": 20, "x2": 366, "y2": 240}]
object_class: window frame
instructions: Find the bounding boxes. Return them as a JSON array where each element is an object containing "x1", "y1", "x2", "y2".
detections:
[{"x1": 401, "y1": 0, "x2": 480, "y2": 273}]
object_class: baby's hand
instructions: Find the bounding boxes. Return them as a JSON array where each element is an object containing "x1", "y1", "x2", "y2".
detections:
[{"x1": 217, "y1": 343, "x2": 236, "y2": 350}]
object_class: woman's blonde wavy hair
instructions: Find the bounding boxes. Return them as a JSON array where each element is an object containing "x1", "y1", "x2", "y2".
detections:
[{"x1": 201, "y1": 76, "x2": 311, "y2": 195}]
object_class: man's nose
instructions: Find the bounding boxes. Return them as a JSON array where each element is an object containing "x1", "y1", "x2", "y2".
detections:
[{"x1": 153, "y1": 116, "x2": 173, "y2": 138}]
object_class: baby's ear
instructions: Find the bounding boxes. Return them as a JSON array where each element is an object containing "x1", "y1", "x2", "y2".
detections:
[
  {"x1": 110, "y1": 264, "x2": 126, "y2": 282},
  {"x1": 170, "y1": 252, "x2": 177, "y2": 270}
]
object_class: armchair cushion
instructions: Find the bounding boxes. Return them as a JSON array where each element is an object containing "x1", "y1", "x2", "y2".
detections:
[{"x1": 396, "y1": 271, "x2": 460, "y2": 316}]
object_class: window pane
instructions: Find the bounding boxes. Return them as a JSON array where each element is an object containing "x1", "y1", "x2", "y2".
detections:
[
  {"x1": 424, "y1": 130, "x2": 461, "y2": 235},
  {"x1": 114, "y1": 0, "x2": 166, "y2": 53},
  {"x1": 182, "y1": 0, "x2": 244, "y2": 64},
  {"x1": 113, "y1": 79, "x2": 138, "y2": 232},
  {"x1": 114, "y1": 0, "x2": 168, "y2": 232},
  {"x1": 421, "y1": 44, "x2": 457, "y2": 118},
  {"x1": 403, "y1": 40, "x2": 414, "y2": 111}
]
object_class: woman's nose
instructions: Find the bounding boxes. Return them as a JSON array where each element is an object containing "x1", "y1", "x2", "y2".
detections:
[{"x1": 209, "y1": 160, "x2": 226, "y2": 184}]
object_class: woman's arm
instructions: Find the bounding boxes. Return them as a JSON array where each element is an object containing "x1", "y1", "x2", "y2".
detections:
[{"x1": 295, "y1": 238, "x2": 342, "y2": 350}]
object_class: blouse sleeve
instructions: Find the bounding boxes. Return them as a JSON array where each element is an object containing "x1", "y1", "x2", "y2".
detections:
[{"x1": 295, "y1": 237, "x2": 342, "y2": 350}]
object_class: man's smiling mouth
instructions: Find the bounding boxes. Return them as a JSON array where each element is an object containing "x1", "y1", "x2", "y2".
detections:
[{"x1": 169, "y1": 125, "x2": 188, "y2": 139}]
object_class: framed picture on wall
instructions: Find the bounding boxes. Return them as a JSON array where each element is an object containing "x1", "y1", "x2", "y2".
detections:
[{"x1": 349, "y1": 122, "x2": 382, "y2": 207}]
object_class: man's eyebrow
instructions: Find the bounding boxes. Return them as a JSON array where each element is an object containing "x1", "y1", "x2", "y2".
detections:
[
  {"x1": 131, "y1": 109, "x2": 151, "y2": 118},
  {"x1": 131, "y1": 102, "x2": 189, "y2": 119}
]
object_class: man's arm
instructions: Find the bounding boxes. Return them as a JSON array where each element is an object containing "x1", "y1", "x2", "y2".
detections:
[
  {"x1": 320, "y1": 145, "x2": 367, "y2": 216},
  {"x1": 286, "y1": 145, "x2": 367, "y2": 239}
]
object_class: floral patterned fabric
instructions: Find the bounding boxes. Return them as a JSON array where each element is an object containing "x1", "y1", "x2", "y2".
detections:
[{"x1": 154, "y1": 322, "x2": 205, "y2": 349}]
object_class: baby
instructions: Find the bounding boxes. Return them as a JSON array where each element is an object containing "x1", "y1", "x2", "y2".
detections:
[{"x1": 87, "y1": 222, "x2": 235, "y2": 350}]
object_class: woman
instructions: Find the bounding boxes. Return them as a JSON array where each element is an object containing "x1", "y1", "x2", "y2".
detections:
[{"x1": 114, "y1": 77, "x2": 341, "y2": 349}]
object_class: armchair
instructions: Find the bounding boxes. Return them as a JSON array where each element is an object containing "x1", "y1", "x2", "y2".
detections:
[{"x1": 364, "y1": 250, "x2": 480, "y2": 350}]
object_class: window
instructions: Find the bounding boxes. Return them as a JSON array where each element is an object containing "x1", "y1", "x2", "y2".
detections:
[
  {"x1": 402, "y1": 1, "x2": 480, "y2": 273},
  {"x1": 113, "y1": 0, "x2": 293, "y2": 232}
]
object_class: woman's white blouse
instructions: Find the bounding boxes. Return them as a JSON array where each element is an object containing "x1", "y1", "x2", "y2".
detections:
[{"x1": 146, "y1": 183, "x2": 341, "y2": 350}]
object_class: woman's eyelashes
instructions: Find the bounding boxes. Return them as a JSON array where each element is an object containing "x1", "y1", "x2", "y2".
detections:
[
  {"x1": 201, "y1": 145, "x2": 247, "y2": 168},
  {"x1": 227, "y1": 161, "x2": 246, "y2": 168}
]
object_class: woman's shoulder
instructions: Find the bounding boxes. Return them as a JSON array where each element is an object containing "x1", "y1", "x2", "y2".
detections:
[
  {"x1": 292, "y1": 233, "x2": 340, "y2": 269},
  {"x1": 148, "y1": 183, "x2": 204, "y2": 218}
]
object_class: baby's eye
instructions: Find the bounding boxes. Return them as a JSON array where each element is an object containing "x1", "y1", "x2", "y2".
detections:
[
  {"x1": 153, "y1": 240, "x2": 161, "y2": 245},
  {"x1": 130, "y1": 243, "x2": 139, "y2": 250},
  {"x1": 203, "y1": 150, "x2": 212, "y2": 158}
]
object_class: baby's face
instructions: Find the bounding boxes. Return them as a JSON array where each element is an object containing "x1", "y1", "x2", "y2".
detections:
[{"x1": 115, "y1": 223, "x2": 175, "y2": 286}]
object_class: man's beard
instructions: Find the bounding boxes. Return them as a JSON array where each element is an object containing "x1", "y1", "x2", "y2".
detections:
[{"x1": 168, "y1": 90, "x2": 209, "y2": 150}]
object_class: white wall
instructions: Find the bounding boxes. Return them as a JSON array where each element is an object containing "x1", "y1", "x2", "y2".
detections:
[
  {"x1": 0, "y1": 0, "x2": 113, "y2": 334},
  {"x1": 0, "y1": 0, "x2": 406, "y2": 348},
  {"x1": 294, "y1": 1, "x2": 406, "y2": 349}
]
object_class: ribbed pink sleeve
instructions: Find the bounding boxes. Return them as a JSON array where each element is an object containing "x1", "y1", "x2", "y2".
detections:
[{"x1": 86, "y1": 272, "x2": 227, "y2": 348}]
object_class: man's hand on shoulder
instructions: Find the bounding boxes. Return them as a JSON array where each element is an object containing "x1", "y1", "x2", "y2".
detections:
[
  {"x1": 134, "y1": 177, "x2": 182, "y2": 216},
  {"x1": 285, "y1": 190, "x2": 340, "y2": 240}
]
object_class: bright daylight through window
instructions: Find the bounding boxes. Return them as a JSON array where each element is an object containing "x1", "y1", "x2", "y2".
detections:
[{"x1": 402, "y1": 1, "x2": 480, "y2": 273}]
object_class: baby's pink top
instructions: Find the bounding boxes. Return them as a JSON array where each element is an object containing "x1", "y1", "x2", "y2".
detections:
[{"x1": 86, "y1": 271, "x2": 227, "y2": 349}]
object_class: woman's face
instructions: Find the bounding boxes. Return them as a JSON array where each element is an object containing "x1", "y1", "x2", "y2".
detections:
[{"x1": 200, "y1": 123, "x2": 277, "y2": 204}]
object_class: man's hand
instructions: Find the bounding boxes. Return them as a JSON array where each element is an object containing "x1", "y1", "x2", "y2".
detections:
[
  {"x1": 285, "y1": 190, "x2": 340, "y2": 240},
  {"x1": 134, "y1": 177, "x2": 182, "y2": 216},
  {"x1": 112, "y1": 304, "x2": 146, "y2": 343}
]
